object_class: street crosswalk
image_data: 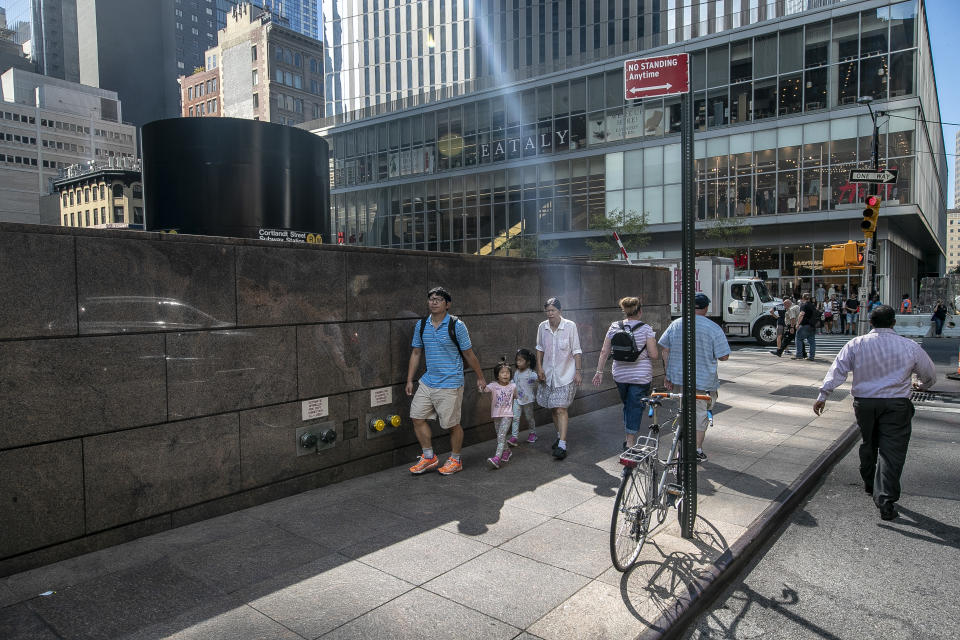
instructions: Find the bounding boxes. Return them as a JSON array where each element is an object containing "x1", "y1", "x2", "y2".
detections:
[{"x1": 735, "y1": 334, "x2": 856, "y2": 359}]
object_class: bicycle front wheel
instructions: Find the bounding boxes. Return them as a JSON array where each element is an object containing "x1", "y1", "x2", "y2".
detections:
[{"x1": 610, "y1": 457, "x2": 656, "y2": 571}]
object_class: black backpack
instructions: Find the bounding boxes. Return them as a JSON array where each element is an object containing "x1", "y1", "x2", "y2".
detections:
[
  {"x1": 610, "y1": 321, "x2": 647, "y2": 362},
  {"x1": 418, "y1": 315, "x2": 463, "y2": 354}
]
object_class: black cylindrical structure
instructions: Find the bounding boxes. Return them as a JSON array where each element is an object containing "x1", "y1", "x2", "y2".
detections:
[{"x1": 142, "y1": 118, "x2": 329, "y2": 241}]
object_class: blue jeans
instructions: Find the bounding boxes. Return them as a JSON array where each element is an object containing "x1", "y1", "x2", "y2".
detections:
[
  {"x1": 616, "y1": 382, "x2": 651, "y2": 434},
  {"x1": 933, "y1": 317, "x2": 944, "y2": 336},
  {"x1": 796, "y1": 325, "x2": 816, "y2": 359}
]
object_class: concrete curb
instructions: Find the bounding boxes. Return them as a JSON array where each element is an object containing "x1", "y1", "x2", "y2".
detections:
[{"x1": 635, "y1": 422, "x2": 861, "y2": 640}]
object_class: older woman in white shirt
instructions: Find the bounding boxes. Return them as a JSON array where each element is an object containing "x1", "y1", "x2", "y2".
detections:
[{"x1": 535, "y1": 297, "x2": 583, "y2": 460}]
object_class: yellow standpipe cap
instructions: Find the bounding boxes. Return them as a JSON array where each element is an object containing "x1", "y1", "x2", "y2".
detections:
[
  {"x1": 370, "y1": 418, "x2": 386, "y2": 432},
  {"x1": 389, "y1": 414, "x2": 402, "y2": 427}
]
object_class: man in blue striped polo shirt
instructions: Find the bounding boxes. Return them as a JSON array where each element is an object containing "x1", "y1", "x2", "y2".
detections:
[{"x1": 406, "y1": 287, "x2": 487, "y2": 476}]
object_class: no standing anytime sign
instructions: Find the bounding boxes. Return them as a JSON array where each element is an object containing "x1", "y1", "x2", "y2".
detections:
[{"x1": 624, "y1": 53, "x2": 690, "y2": 100}]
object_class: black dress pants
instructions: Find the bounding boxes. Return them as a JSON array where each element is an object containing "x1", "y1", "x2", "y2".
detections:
[
  {"x1": 853, "y1": 397, "x2": 914, "y2": 509},
  {"x1": 776, "y1": 328, "x2": 795, "y2": 356}
]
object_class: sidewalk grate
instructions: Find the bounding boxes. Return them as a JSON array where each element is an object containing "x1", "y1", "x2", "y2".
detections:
[
  {"x1": 911, "y1": 390, "x2": 960, "y2": 405},
  {"x1": 770, "y1": 385, "x2": 849, "y2": 400}
]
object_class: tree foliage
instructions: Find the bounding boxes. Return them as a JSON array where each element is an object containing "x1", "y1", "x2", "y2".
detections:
[{"x1": 585, "y1": 209, "x2": 650, "y2": 260}]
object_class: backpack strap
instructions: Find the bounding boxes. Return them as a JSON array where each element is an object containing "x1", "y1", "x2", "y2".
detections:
[{"x1": 447, "y1": 315, "x2": 463, "y2": 352}]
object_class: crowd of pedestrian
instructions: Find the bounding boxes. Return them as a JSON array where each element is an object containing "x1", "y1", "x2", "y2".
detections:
[{"x1": 405, "y1": 286, "x2": 731, "y2": 474}]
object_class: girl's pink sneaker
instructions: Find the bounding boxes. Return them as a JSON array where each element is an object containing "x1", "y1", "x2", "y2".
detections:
[
  {"x1": 487, "y1": 455, "x2": 501, "y2": 469},
  {"x1": 526, "y1": 432, "x2": 538, "y2": 444},
  {"x1": 500, "y1": 449, "x2": 512, "y2": 463},
  {"x1": 507, "y1": 436, "x2": 519, "y2": 447}
]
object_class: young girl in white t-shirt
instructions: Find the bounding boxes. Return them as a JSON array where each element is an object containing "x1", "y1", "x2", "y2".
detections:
[{"x1": 508, "y1": 348, "x2": 539, "y2": 446}]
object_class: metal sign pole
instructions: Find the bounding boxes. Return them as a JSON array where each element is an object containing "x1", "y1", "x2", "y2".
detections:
[{"x1": 679, "y1": 90, "x2": 697, "y2": 539}]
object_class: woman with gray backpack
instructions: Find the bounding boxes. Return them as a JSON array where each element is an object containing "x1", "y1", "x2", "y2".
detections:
[{"x1": 592, "y1": 297, "x2": 659, "y2": 451}]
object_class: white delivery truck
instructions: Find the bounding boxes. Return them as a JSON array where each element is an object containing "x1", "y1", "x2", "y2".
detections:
[{"x1": 636, "y1": 256, "x2": 782, "y2": 345}]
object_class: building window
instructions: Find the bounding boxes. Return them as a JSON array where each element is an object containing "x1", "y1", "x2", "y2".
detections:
[
  {"x1": 113, "y1": 206, "x2": 124, "y2": 223},
  {"x1": 188, "y1": 86, "x2": 193, "y2": 100},
  {"x1": 189, "y1": 106, "x2": 194, "y2": 116},
  {"x1": 70, "y1": 212, "x2": 75, "y2": 226},
  {"x1": 252, "y1": 69, "x2": 258, "y2": 85},
  {"x1": 62, "y1": 214, "x2": 68, "y2": 226},
  {"x1": 92, "y1": 187, "x2": 98, "y2": 201},
  {"x1": 252, "y1": 44, "x2": 257, "y2": 61},
  {"x1": 133, "y1": 207, "x2": 144, "y2": 225},
  {"x1": 275, "y1": 45, "x2": 283, "y2": 61},
  {"x1": 84, "y1": 188, "x2": 90, "y2": 203},
  {"x1": 294, "y1": 52, "x2": 302, "y2": 68},
  {"x1": 85, "y1": 210, "x2": 90, "y2": 226},
  {"x1": 100, "y1": 185, "x2": 105, "y2": 200},
  {"x1": 132, "y1": 184, "x2": 143, "y2": 199},
  {"x1": 62, "y1": 193, "x2": 68, "y2": 207},
  {"x1": 69, "y1": 192, "x2": 74, "y2": 206},
  {"x1": 253, "y1": 93, "x2": 259, "y2": 108},
  {"x1": 113, "y1": 184, "x2": 124, "y2": 199}
]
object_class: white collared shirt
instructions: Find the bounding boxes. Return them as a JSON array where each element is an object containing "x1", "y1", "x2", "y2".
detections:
[
  {"x1": 817, "y1": 329, "x2": 937, "y2": 401},
  {"x1": 536, "y1": 317, "x2": 583, "y2": 387}
]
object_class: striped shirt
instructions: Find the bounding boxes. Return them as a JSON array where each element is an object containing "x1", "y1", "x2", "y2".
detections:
[
  {"x1": 412, "y1": 314, "x2": 473, "y2": 389},
  {"x1": 817, "y1": 328, "x2": 936, "y2": 402},
  {"x1": 658, "y1": 315, "x2": 730, "y2": 391}
]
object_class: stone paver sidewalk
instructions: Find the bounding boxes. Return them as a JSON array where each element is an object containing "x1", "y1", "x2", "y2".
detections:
[{"x1": 0, "y1": 351, "x2": 855, "y2": 640}]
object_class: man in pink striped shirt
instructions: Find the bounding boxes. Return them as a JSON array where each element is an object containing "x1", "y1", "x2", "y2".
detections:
[{"x1": 813, "y1": 305, "x2": 936, "y2": 521}]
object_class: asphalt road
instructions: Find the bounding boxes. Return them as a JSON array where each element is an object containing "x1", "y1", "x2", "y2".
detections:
[{"x1": 684, "y1": 338, "x2": 960, "y2": 640}]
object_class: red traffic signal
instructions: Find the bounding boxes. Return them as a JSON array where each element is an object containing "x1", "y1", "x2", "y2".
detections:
[{"x1": 861, "y1": 195, "x2": 881, "y2": 238}]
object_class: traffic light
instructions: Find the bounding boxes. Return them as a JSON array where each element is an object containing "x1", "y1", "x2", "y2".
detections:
[
  {"x1": 822, "y1": 241, "x2": 865, "y2": 270},
  {"x1": 861, "y1": 195, "x2": 880, "y2": 238}
]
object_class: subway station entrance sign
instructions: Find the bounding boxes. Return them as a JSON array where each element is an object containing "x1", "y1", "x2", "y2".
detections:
[{"x1": 624, "y1": 53, "x2": 690, "y2": 100}]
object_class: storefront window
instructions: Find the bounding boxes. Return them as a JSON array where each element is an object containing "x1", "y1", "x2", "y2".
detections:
[{"x1": 889, "y1": 1, "x2": 917, "y2": 51}]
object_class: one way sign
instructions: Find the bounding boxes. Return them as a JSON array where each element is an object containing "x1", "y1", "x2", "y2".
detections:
[{"x1": 848, "y1": 169, "x2": 898, "y2": 184}]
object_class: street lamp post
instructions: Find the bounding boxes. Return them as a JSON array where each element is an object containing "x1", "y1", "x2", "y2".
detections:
[{"x1": 856, "y1": 96, "x2": 885, "y2": 335}]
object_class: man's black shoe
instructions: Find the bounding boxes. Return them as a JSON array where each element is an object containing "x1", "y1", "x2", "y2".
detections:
[
  {"x1": 551, "y1": 438, "x2": 559, "y2": 451},
  {"x1": 553, "y1": 446, "x2": 567, "y2": 460},
  {"x1": 771, "y1": 350, "x2": 782, "y2": 357},
  {"x1": 880, "y1": 504, "x2": 898, "y2": 521}
]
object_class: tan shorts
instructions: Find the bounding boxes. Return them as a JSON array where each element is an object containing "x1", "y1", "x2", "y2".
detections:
[
  {"x1": 410, "y1": 382, "x2": 464, "y2": 429},
  {"x1": 673, "y1": 386, "x2": 717, "y2": 432}
]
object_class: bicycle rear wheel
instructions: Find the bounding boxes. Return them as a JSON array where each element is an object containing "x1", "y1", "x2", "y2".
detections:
[{"x1": 610, "y1": 457, "x2": 656, "y2": 571}]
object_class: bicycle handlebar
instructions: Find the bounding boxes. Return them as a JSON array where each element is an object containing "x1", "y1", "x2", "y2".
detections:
[{"x1": 649, "y1": 391, "x2": 713, "y2": 402}]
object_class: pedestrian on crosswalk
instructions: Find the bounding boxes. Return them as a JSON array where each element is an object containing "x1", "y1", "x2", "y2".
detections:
[{"x1": 813, "y1": 305, "x2": 937, "y2": 521}]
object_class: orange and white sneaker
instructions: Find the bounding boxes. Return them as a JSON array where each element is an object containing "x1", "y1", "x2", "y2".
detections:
[
  {"x1": 409, "y1": 455, "x2": 440, "y2": 474},
  {"x1": 438, "y1": 457, "x2": 463, "y2": 475}
]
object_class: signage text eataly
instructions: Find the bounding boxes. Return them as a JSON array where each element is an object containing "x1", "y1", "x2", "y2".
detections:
[{"x1": 478, "y1": 129, "x2": 570, "y2": 159}]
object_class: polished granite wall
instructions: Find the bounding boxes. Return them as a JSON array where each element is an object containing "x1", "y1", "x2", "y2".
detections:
[{"x1": 0, "y1": 222, "x2": 670, "y2": 575}]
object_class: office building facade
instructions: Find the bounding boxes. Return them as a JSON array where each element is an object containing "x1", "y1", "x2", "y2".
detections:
[
  {"x1": 0, "y1": 67, "x2": 136, "y2": 223},
  {"x1": 948, "y1": 209, "x2": 959, "y2": 273},
  {"x1": 180, "y1": 3, "x2": 322, "y2": 125},
  {"x1": 1, "y1": 0, "x2": 79, "y2": 80},
  {"x1": 313, "y1": 0, "x2": 946, "y2": 303}
]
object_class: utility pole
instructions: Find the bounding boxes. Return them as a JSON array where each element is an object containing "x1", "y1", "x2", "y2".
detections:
[{"x1": 856, "y1": 97, "x2": 884, "y2": 335}]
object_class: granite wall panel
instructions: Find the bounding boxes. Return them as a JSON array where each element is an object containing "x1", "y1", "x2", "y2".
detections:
[
  {"x1": 75, "y1": 236, "x2": 236, "y2": 335},
  {"x1": 297, "y1": 321, "x2": 392, "y2": 398},
  {"x1": 0, "y1": 231, "x2": 77, "y2": 340},
  {"x1": 238, "y1": 396, "x2": 352, "y2": 489},
  {"x1": 0, "y1": 334, "x2": 167, "y2": 449},
  {"x1": 166, "y1": 327, "x2": 297, "y2": 420},
  {"x1": 426, "y1": 255, "x2": 492, "y2": 316},
  {"x1": 0, "y1": 441, "x2": 84, "y2": 557},
  {"x1": 0, "y1": 224, "x2": 667, "y2": 575},
  {"x1": 345, "y1": 251, "x2": 427, "y2": 321},
  {"x1": 236, "y1": 245, "x2": 346, "y2": 326},
  {"x1": 83, "y1": 414, "x2": 242, "y2": 531}
]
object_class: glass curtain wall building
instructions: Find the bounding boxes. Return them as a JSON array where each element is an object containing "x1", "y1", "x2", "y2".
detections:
[
  {"x1": 217, "y1": 0, "x2": 320, "y2": 40},
  {"x1": 311, "y1": 0, "x2": 946, "y2": 303}
]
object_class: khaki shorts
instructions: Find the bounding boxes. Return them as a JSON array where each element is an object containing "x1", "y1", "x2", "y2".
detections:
[
  {"x1": 673, "y1": 386, "x2": 717, "y2": 432},
  {"x1": 410, "y1": 382, "x2": 464, "y2": 429}
]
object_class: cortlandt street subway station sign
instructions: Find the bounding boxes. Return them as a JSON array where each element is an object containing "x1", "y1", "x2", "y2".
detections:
[{"x1": 624, "y1": 53, "x2": 690, "y2": 100}]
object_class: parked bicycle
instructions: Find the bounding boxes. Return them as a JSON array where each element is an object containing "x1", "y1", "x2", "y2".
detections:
[{"x1": 610, "y1": 391, "x2": 713, "y2": 571}]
